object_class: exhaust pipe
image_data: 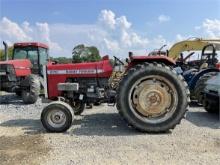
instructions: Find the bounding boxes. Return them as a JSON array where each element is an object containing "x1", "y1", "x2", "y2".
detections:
[{"x1": 3, "y1": 41, "x2": 8, "y2": 61}]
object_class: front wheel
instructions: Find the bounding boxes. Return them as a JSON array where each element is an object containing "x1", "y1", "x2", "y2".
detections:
[
  {"x1": 116, "y1": 63, "x2": 190, "y2": 133},
  {"x1": 41, "y1": 101, "x2": 74, "y2": 132}
]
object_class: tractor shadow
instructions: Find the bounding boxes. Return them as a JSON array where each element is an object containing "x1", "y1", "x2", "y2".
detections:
[
  {"x1": 0, "y1": 93, "x2": 26, "y2": 105},
  {"x1": 186, "y1": 111, "x2": 220, "y2": 129},
  {"x1": 0, "y1": 119, "x2": 45, "y2": 135},
  {"x1": 189, "y1": 101, "x2": 203, "y2": 107},
  {"x1": 0, "y1": 114, "x2": 169, "y2": 137},
  {"x1": 69, "y1": 112, "x2": 170, "y2": 136},
  {"x1": 1, "y1": 111, "x2": 218, "y2": 137}
]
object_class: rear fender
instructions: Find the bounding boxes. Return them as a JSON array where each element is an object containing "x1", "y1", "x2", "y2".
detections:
[{"x1": 127, "y1": 55, "x2": 175, "y2": 69}]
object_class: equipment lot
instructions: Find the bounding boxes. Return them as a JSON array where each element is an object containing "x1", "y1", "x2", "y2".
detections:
[{"x1": 0, "y1": 93, "x2": 220, "y2": 165}]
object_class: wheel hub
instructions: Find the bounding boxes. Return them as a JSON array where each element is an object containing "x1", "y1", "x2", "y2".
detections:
[
  {"x1": 47, "y1": 110, "x2": 66, "y2": 127},
  {"x1": 55, "y1": 115, "x2": 60, "y2": 120},
  {"x1": 147, "y1": 91, "x2": 161, "y2": 105},
  {"x1": 132, "y1": 79, "x2": 172, "y2": 117}
]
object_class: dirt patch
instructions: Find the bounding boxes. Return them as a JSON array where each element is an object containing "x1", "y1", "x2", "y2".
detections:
[
  {"x1": 0, "y1": 135, "x2": 50, "y2": 165},
  {"x1": 214, "y1": 138, "x2": 220, "y2": 148}
]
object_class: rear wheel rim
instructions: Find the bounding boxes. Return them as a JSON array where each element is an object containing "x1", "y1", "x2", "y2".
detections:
[
  {"x1": 71, "y1": 101, "x2": 83, "y2": 112},
  {"x1": 128, "y1": 75, "x2": 178, "y2": 124},
  {"x1": 47, "y1": 109, "x2": 67, "y2": 128}
]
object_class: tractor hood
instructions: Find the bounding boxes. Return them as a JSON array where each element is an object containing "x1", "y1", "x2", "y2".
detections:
[
  {"x1": 46, "y1": 58, "x2": 113, "y2": 98},
  {"x1": 0, "y1": 59, "x2": 32, "y2": 76}
]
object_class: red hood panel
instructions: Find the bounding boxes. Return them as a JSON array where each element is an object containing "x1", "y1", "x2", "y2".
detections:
[
  {"x1": 47, "y1": 60, "x2": 113, "y2": 78},
  {"x1": 0, "y1": 59, "x2": 32, "y2": 76},
  {"x1": 46, "y1": 59, "x2": 113, "y2": 99}
]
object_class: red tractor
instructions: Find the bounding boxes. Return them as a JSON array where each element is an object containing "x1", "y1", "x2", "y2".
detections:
[
  {"x1": 0, "y1": 41, "x2": 49, "y2": 104},
  {"x1": 40, "y1": 53, "x2": 190, "y2": 133}
]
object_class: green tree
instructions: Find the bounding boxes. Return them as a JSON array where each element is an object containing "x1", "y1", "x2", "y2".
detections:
[
  {"x1": 0, "y1": 47, "x2": 14, "y2": 61},
  {"x1": 51, "y1": 57, "x2": 72, "y2": 63},
  {"x1": 72, "y1": 44, "x2": 101, "y2": 63}
]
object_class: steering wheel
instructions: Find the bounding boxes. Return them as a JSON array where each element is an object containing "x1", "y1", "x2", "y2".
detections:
[{"x1": 113, "y1": 56, "x2": 124, "y2": 66}]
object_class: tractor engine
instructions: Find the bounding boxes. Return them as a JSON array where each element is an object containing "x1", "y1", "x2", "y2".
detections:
[{"x1": 44, "y1": 56, "x2": 115, "y2": 107}]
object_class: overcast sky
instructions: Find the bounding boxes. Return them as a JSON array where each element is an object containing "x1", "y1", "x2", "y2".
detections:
[{"x1": 0, "y1": 0, "x2": 220, "y2": 58}]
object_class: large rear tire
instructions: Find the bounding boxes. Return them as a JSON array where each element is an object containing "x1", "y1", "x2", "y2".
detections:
[
  {"x1": 22, "y1": 74, "x2": 40, "y2": 104},
  {"x1": 193, "y1": 72, "x2": 217, "y2": 104},
  {"x1": 203, "y1": 98, "x2": 219, "y2": 114},
  {"x1": 116, "y1": 63, "x2": 190, "y2": 133},
  {"x1": 41, "y1": 101, "x2": 74, "y2": 132}
]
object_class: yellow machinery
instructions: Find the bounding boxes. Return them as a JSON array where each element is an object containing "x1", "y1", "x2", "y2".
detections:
[
  {"x1": 168, "y1": 38, "x2": 220, "y2": 60},
  {"x1": 166, "y1": 38, "x2": 220, "y2": 103}
]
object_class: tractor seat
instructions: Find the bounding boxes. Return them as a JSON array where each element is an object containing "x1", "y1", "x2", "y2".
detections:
[{"x1": 199, "y1": 63, "x2": 208, "y2": 70}]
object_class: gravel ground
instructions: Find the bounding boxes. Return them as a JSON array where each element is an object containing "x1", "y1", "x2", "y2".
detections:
[{"x1": 0, "y1": 93, "x2": 220, "y2": 165}]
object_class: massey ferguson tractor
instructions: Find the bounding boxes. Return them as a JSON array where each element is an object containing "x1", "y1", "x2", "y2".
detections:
[
  {"x1": 0, "y1": 41, "x2": 49, "y2": 104},
  {"x1": 40, "y1": 54, "x2": 190, "y2": 133}
]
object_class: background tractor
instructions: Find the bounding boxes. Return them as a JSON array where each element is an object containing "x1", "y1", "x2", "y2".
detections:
[
  {"x1": 40, "y1": 53, "x2": 189, "y2": 133},
  {"x1": 202, "y1": 73, "x2": 220, "y2": 114},
  {"x1": 150, "y1": 38, "x2": 220, "y2": 103},
  {"x1": 0, "y1": 41, "x2": 49, "y2": 104}
]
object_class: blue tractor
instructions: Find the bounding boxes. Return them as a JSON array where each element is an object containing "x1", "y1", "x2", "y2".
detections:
[{"x1": 179, "y1": 43, "x2": 220, "y2": 103}]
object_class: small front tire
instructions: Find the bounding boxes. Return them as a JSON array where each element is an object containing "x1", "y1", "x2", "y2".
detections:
[{"x1": 41, "y1": 101, "x2": 74, "y2": 132}]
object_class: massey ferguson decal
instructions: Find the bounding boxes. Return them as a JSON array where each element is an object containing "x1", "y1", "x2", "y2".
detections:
[{"x1": 47, "y1": 69, "x2": 104, "y2": 75}]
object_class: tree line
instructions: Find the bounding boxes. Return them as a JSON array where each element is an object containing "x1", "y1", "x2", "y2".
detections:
[
  {"x1": 0, "y1": 44, "x2": 101, "y2": 63},
  {"x1": 0, "y1": 47, "x2": 13, "y2": 60}
]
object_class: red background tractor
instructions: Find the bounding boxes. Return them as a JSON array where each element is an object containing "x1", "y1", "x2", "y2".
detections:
[{"x1": 0, "y1": 42, "x2": 49, "y2": 104}]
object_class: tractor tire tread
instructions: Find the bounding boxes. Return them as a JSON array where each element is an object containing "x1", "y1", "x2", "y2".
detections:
[
  {"x1": 116, "y1": 62, "x2": 189, "y2": 133},
  {"x1": 22, "y1": 74, "x2": 40, "y2": 104}
]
